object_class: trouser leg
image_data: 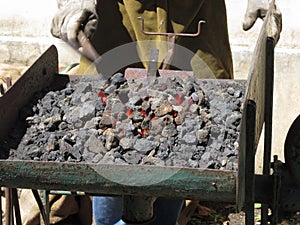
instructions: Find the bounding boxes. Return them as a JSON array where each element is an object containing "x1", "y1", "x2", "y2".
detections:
[
  {"x1": 93, "y1": 196, "x2": 122, "y2": 225},
  {"x1": 93, "y1": 196, "x2": 183, "y2": 225}
]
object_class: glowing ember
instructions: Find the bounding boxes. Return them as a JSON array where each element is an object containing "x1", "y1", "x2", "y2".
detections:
[
  {"x1": 141, "y1": 110, "x2": 147, "y2": 116},
  {"x1": 2, "y1": 73, "x2": 244, "y2": 171},
  {"x1": 141, "y1": 129, "x2": 147, "y2": 137},
  {"x1": 150, "y1": 117, "x2": 156, "y2": 122},
  {"x1": 126, "y1": 109, "x2": 134, "y2": 116},
  {"x1": 98, "y1": 91, "x2": 107, "y2": 106}
]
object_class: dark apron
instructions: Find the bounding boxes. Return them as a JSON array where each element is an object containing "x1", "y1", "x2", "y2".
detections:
[{"x1": 78, "y1": 0, "x2": 233, "y2": 79}]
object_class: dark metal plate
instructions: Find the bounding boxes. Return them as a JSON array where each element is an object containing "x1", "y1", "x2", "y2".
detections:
[
  {"x1": 237, "y1": 1, "x2": 275, "y2": 211},
  {"x1": 284, "y1": 114, "x2": 300, "y2": 187},
  {"x1": 0, "y1": 45, "x2": 58, "y2": 139}
]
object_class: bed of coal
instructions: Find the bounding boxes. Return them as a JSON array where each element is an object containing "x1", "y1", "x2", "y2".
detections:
[{"x1": 0, "y1": 73, "x2": 246, "y2": 170}]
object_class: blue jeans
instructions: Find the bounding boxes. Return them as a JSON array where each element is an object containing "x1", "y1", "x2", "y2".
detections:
[{"x1": 93, "y1": 196, "x2": 184, "y2": 225}]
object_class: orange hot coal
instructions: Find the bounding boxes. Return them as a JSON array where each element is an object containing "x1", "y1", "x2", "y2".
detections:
[
  {"x1": 173, "y1": 111, "x2": 178, "y2": 117},
  {"x1": 126, "y1": 109, "x2": 134, "y2": 116},
  {"x1": 98, "y1": 91, "x2": 107, "y2": 106},
  {"x1": 141, "y1": 129, "x2": 147, "y2": 137}
]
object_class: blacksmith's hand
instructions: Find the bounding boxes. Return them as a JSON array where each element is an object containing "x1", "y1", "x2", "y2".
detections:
[
  {"x1": 243, "y1": 0, "x2": 282, "y2": 43},
  {"x1": 51, "y1": 1, "x2": 98, "y2": 50}
]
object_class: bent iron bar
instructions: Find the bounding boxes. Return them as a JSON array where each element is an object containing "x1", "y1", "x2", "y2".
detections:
[{"x1": 137, "y1": 17, "x2": 205, "y2": 70}]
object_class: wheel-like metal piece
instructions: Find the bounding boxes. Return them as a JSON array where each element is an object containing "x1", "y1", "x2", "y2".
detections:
[{"x1": 284, "y1": 114, "x2": 300, "y2": 187}]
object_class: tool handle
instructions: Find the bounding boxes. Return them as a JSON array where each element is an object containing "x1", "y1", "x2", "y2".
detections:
[{"x1": 77, "y1": 30, "x2": 100, "y2": 62}]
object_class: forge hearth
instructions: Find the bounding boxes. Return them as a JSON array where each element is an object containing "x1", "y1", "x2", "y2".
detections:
[{"x1": 0, "y1": 73, "x2": 246, "y2": 170}]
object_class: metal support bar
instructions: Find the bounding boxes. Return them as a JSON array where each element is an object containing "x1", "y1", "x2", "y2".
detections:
[
  {"x1": 31, "y1": 190, "x2": 49, "y2": 225},
  {"x1": 261, "y1": 37, "x2": 275, "y2": 225},
  {"x1": 244, "y1": 100, "x2": 256, "y2": 225},
  {"x1": 4, "y1": 188, "x2": 12, "y2": 225},
  {"x1": 147, "y1": 48, "x2": 159, "y2": 77},
  {"x1": 138, "y1": 17, "x2": 205, "y2": 69},
  {"x1": 0, "y1": 161, "x2": 236, "y2": 202},
  {"x1": 39, "y1": 190, "x2": 50, "y2": 225},
  {"x1": 11, "y1": 189, "x2": 21, "y2": 225},
  {"x1": 0, "y1": 189, "x2": 2, "y2": 225},
  {"x1": 272, "y1": 156, "x2": 282, "y2": 224},
  {"x1": 49, "y1": 190, "x2": 86, "y2": 195}
]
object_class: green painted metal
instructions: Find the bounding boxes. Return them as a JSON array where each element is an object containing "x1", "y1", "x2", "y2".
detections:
[{"x1": 0, "y1": 160, "x2": 236, "y2": 202}]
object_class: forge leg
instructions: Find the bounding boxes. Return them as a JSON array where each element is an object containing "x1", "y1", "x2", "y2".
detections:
[
  {"x1": 244, "y1": 100, "x2": 256, "y2": 225},
  {"x1": 122, "y1": 196, "x2": 156, "y2": 224}
]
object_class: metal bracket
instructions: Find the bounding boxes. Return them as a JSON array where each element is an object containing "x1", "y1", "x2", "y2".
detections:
[
  {"x1": 138, "y1": 17, "x2": 205, "y2": 70},
  {"x1": 147, "y1": 48, "x2": 159, "y2": 77}
]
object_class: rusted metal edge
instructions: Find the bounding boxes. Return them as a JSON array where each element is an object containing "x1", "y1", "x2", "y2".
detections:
[
  {"x1": 125, "y1": 68, "x2": 193, "y2": 81},
  {"x1": 0, "y1": 160, "x2": 236, "y2": 202}
]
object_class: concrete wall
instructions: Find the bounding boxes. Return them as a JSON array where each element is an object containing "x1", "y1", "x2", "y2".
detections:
[
  {"x1": 0, "y1": 0, "x2": 299, "y2": 172},
  {"x1": 0, "y1": 0, "x2": 79, "y2": 66}
]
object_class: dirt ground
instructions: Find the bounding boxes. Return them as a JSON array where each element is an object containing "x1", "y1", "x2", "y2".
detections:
[{"x1": 182, "y1": 201, "x2": 300, "y2": 225}]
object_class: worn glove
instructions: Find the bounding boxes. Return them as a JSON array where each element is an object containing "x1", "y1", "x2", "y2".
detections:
[
  {"x1": 51, "y1": 0, "x2": 98, "y2": 49},
  {"x1": 243, "y1": 0, "x2": 282, "y2": 43}
]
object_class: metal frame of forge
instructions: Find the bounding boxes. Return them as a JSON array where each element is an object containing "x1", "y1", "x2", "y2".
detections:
[
  {"x1": 0, "y1": 1, "x2": 299, "y2": 224},
  {"x1": 0, "y1": 46, "x2": 239, "y2": 224}
]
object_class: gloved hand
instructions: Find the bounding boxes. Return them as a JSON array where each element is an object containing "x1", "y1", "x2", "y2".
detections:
[
  {"x1": 51, "y1": 1, "x2": 98, "y2": 50},
  {"x1": 243, "y1": 0, "x2": 282, "y2": 43}
]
